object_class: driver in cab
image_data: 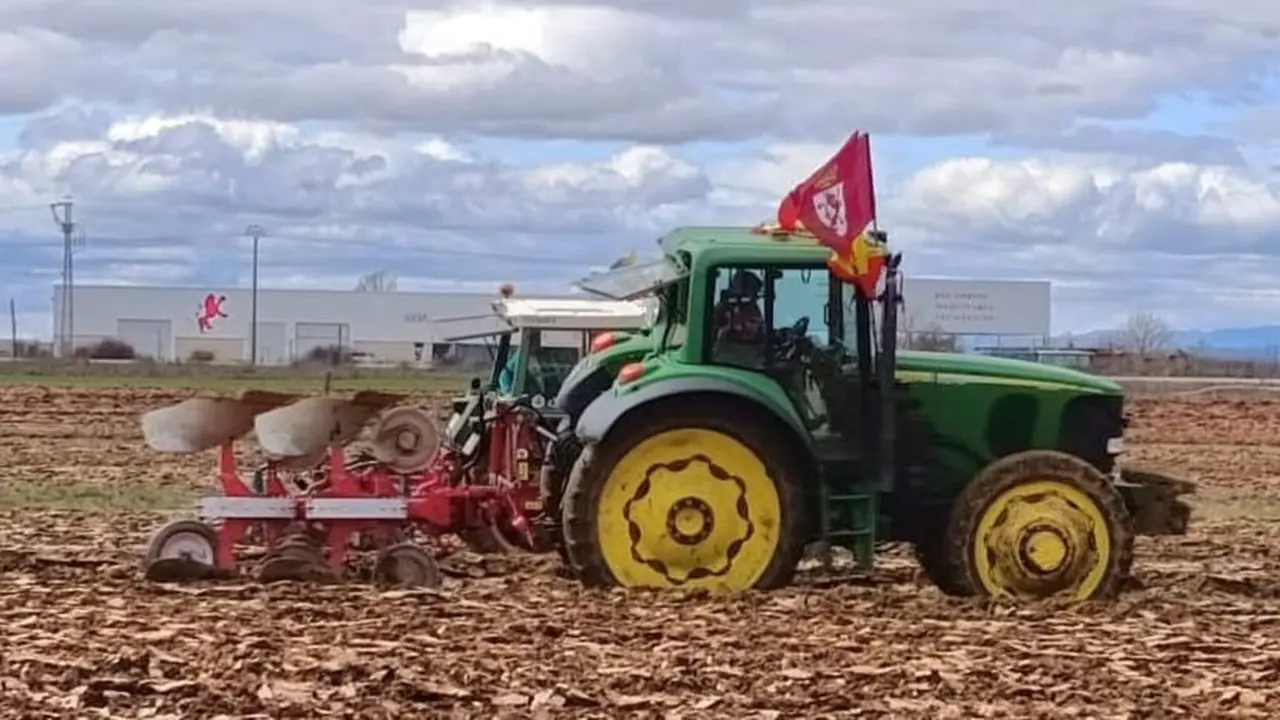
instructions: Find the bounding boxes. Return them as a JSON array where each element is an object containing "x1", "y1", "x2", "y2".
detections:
[{"x1": 712, "y1": 270, "x2": 767, "y2": 367}]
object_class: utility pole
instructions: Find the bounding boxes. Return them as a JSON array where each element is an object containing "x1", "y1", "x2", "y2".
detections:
[
  {"x1": 9, "y1": 297, "x2": 16, "y2": 359},
  {"x1": 50, "y1": 197, "x2": 75, "y2": 358},
  {"x1": 245, "y1": 224, "x2": 266, "y2": 365}
]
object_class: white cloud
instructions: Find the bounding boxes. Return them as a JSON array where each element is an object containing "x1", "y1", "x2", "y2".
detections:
[
  {"x1": 6, "y1": 109, "x2": 1279, "y2": 334},
  {"x1": 2, "y1": 0, "x2": 1276, "y2": 140},
  {"x1": 892, "y1": 156, "x2": 1280, "y2": 250},
  {"x1": 397, "y1": 5, "x2": 652, "y2": 79},
  {"x1": 0, "y1": 1, "x2": 1279, "y2": 338},
  {"x1": 0, "y1": 112, "x2": 713, "y2": 315}
]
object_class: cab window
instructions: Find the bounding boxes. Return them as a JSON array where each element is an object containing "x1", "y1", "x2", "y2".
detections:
[
  {"x1": 706, "y1": 265, "x2": 839, "y2": 369},
  {"x1": 518, "y1": 330, "x2": 583, "y2": 401}
]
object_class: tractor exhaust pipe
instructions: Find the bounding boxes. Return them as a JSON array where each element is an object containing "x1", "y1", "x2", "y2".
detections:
[{"x1": 878, "y1": 246, "x2": 902, "y2": 493}]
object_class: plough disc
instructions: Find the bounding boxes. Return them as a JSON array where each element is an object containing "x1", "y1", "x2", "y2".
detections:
[
  {"x1": 373, "y1": 543, "x2": 443, "y2": 589},
  {"x1": 370, "y1": 407, "x2": 441, "y2": 473},
  {"x1": 259, "y1": 532, "x2": 337, "y2": 584}
]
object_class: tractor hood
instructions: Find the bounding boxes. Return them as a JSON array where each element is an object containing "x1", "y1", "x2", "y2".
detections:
[{"x1": 897, "y1": 350, "x2": 1121, "y2": 394}]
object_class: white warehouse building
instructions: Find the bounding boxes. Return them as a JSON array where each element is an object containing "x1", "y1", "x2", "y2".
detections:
[
  {"x1": 51, "y1": 277, "x2": 1052, "y2": 365},
  {"x1": 52, "y1": 284, "x2": 579, "y2": 365}
]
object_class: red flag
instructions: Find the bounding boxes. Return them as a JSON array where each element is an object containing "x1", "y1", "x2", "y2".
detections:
[
  {"x1": 776, "y1": 190, "x2": 801, "y2": 231},
  {"x1": 826, "y1": 232, "x2": 887, "y2": 298},
  {"x1": 778, "y1": 132, "x2": 884, "y2": 296}
]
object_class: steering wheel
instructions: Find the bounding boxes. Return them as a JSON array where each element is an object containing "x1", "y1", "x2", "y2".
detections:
[{"x1": 772, "y1": 316, "x2": 811, "y2": 362}]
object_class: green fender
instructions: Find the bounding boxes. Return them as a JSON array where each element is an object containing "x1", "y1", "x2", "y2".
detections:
[{"x1": 574, "y1": 370, "x2": 812, "y2": 449}]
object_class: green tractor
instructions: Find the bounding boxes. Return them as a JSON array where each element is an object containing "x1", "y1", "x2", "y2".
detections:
[{"x1": 547, "y1": 226, "x2": 1194, "y2": 600}]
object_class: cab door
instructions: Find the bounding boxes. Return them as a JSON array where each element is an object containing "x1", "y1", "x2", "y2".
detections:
[{"x1": 703, "y1": 263, "x2": 847, "y2": 433}]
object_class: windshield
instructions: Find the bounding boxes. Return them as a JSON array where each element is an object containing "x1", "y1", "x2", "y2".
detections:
[
  {"x1": 575, "y1": 256, "x2": 685, "y2": 301},
  {"x1": 508, "y1": 329, "x2": 586, "y2": 401}
]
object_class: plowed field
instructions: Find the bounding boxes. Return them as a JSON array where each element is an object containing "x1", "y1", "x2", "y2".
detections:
[{"x1": 2, "y1": 386, "x2": 1279, "y2": 718}]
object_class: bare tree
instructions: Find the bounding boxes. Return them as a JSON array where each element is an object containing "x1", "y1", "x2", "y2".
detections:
[
  {"x1": 1122, "y1": 311, "x2": 1172, "y2": 356},
  {"x1": 354, "y1": 270, "x2": 397, "y2": 292},
  {"x1": 907, "y1": 322, "x2": 959, "y2": 352}
]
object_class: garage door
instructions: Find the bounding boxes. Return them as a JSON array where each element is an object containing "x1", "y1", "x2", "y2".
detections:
[
  {"x1": 117, "y1": 319, "x2": 172, "y2": 361},
  {"x1": 295, "y1": 322, "x2": 349, "y2": 361},
  {"x1": 254, "y1": 322, "x2": 288, "y2": 365}
]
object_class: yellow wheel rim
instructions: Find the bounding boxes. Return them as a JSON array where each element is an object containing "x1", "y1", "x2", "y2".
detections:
[
  {"x1": 973, "y1": 479, "x2": 1112, "y2": 600},
  {"x1": 596, "y1": 428, "x2": 782, "y2": 591}
]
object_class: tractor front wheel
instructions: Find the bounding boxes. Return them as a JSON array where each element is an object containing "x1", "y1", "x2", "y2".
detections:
[
  {"x1": 945, "y1": 450, "x2": 1134, "y2": 601},
  {"x1": 561, "y1": 403, "x2": 808, "y2": 592}
]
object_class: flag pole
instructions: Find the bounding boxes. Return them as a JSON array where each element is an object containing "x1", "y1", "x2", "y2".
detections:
[{"x1": 867, "y1": 132, "x2": 880, "y2": 233}]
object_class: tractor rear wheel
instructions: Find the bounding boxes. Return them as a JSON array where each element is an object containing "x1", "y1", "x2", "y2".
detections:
[
  {"x1": 562, "y1": 402, "x2": 808, "y2": 591},
  {"x1": 945, "y1": 450, "x2": 1134, "y2": 601}
]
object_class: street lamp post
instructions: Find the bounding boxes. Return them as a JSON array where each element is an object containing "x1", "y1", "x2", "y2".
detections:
[{"x1": 245, "y1": 224, "x2": 266, "y2": 365}]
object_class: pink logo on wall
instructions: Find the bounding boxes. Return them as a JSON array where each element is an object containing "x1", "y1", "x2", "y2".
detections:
[{"x1": 196, "y1": 293, "x2": 228, "y2": 333}]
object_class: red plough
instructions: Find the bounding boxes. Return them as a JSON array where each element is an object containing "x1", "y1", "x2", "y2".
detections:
[{"x1": 140, "y1": 389, "x2": 531, "y2": 588}]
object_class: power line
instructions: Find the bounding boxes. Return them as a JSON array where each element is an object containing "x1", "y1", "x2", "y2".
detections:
[
  {"x1": 17, "y1": 228, "x2": 628, "y2": 268},
  {"x1": 264, "y1": 233, "x2": 621, "y2": 267},
  {"x1": 0, "y1": 202, "x2": 58, "y2": 214}
]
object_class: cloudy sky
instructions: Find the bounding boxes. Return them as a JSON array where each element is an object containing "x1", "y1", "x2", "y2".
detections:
[{"x1": 2, "y1": 0, "x2": 1280, "y2": 338}]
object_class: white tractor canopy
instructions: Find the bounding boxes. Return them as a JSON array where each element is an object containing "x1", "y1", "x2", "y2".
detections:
[{"x1": 494, "y1": 297, "x2": 650, "y2": 331}]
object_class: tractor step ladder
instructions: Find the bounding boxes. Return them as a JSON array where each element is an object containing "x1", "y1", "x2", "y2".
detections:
[{"x1": 818, "y1": 468, "x2": 877, "y2": 570}]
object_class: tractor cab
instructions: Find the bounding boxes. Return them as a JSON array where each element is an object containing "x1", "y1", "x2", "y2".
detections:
[
  {"x1": 493, "y1": 297, "x2": 653, "y2": 411},
  {"x1": 442, "y1": 294, "x2": 652, "y2": 415},
  {"x1": 574, "y1": 227, "x2": 900, "y2": 466}
]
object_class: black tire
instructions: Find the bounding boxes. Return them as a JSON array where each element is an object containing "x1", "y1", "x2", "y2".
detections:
[
  {"x1": 541, "y1": 427, "x2": 582, "y2": 566},
  {"x1": 912, "y1": 530, "x2": 970, "y2": 596},
  {"x1": 944, "y1": 449, "x2": 1134, "y2": 601},
  {"x1": 562, "y1": 398, "x2": 809, "y2": 590},
  {"x1": 142, "y1": 519, "x2": 220, "y2": 583}
]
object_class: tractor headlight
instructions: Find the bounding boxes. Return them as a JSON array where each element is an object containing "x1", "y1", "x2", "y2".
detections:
[
  {"x1": 445, "y1": 412, "x2": 463, "y2": 438},
  {"x1": 642, "y1": 299, "x2": 659, "y2": 328},
  {"x1": 461, "y1": 432, "x2": 481, "y2": 457}
]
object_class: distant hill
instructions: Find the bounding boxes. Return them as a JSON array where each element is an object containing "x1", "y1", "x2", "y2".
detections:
[{"x1": 1046, "y1": 325, "x2": 1280, "y2": 361}]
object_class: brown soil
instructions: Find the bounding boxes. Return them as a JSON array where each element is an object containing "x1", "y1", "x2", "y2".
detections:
[{"x1": 1, "y1": 387, "x2": 1277, "y2": 718}]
